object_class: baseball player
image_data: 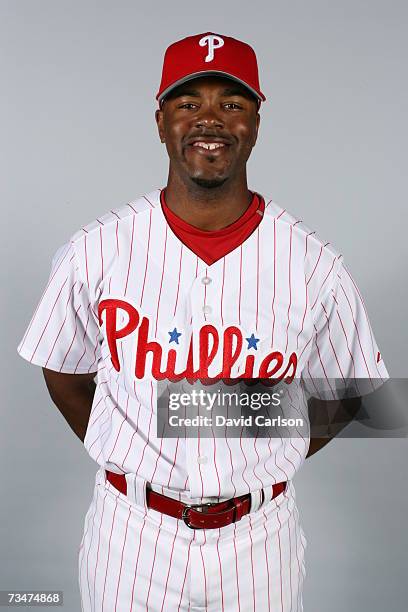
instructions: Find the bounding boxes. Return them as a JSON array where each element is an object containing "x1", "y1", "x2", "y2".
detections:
[{"x1": 17, "y1": 32, "x2": 388, "y2": 611}]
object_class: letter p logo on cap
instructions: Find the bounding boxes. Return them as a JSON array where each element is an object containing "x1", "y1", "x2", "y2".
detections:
[{"x1": 199, "y1": 34, "x2": 225, "y2": 62}]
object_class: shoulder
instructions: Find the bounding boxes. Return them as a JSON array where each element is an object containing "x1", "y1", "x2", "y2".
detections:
[
  {"x1": 69, "y1": 189, "x2": 161, "y2": 246},
  {"x1": 263, "y1": 195, "x2": 341, "y2": 261},
  {"x1": 262, "y1": 195, "x2": 344, "y2": 299}
]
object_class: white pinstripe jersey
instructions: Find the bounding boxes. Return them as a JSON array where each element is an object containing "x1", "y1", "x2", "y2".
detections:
[{"x1": 17, "y1": 189, "x2": 389, "y2": 499}]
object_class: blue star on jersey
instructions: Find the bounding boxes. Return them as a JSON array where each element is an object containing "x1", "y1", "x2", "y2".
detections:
[
  {"x1": 246, "y1": 334, "x2": 260, "y2": 350},
  {"x1": 168, "y1": 328, "x2": 182, "y2": 344}
]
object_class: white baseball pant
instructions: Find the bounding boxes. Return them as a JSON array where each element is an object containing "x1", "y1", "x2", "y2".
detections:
[{"x1": 79, "y1": 468, "x2": 306, "y2": 611}]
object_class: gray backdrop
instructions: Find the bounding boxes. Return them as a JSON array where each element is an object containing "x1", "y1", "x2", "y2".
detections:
[{"x1": 2, "y1": 1, "x2": 407, "y2": 610}]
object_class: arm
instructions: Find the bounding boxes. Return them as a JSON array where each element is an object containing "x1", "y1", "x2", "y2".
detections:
[
  {"x1": 306, "y1": 395, "x2": 362, "y2": 458},
  {"x1": 42, "y1": 368, "x2": 97, "y2": 442}
]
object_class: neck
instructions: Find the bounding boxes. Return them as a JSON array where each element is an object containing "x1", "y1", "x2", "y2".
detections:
[{"x1": 164, "y1": 170, "x2": 253, "y2": 231}]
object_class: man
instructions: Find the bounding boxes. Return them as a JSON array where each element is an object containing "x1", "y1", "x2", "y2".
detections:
[{"x1": 17, "y1": 32, "x2": 388, "y2": 611}]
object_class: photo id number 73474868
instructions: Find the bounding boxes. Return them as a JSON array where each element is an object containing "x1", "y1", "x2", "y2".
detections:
[{"x1": 0, "y1": 591, "x2": 63, "y2": 606}]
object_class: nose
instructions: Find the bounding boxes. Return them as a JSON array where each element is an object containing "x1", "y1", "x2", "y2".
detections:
[{"x1": 194, "y1": 105, "x2": 224, "y2": 129}]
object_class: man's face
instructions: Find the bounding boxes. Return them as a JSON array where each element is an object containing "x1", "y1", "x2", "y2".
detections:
[{"x1": 155, "y1": 76, "x2": 260, "y2": 189}]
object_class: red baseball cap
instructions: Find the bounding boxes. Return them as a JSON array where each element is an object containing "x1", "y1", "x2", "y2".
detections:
[{"x1": 156, "y1": 32, "x2": 266, "y2": 107}]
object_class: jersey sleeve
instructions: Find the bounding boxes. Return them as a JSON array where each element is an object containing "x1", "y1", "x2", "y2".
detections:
[
  {"x1": 301, "y1": 258, "x2": 389, "y2": 400},
  {"x1": 17, "y1": 241, "x2": 102, "y2": 374}
]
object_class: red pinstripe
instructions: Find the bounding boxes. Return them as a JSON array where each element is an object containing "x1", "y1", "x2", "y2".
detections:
[
  {"x1": 312, "y1": 328, "x2": 336, "y2": 399},
  {"x1": 238, "y1": 246, "x2": 243, "y2": 325},
  {"x1": 101, "y1": 495, "x2": 119, "y2": 610},
  {"x1": 248, "y1": 514, "x2": 256, "y2": 611},
  {"x1": 154, "y1": 225, "x2": 168, "y2": 337},
  {"x1": 133, "y1": 382, "x2": 154, "y2": 476},
  {"x1": 60, "y1": 302, "x2": 83, "y2": 369},
  {"x1": 28, "y1": 275, "x2": 70, "y2": 361},
  {"x1": 166, "y1": 436, "x2": 179, "y2": 488},
  {"x1": 159, "y1": 520, "x2": 179, "y2": 612},
  {"x1": 173, "y1": 245, "x2": 183, "y2": 317},
  {"x1": 334, "y1": 302, "x2": 362, "y2": 395},
  {"x1": 107, "y1": 394, "x2": 130, "y2": 462},
  {"x1": 310, "y1": 255, "x2": 338, "y2": 311},
  {"x1": 177, "y1": 536, "x2": 193, "y2": 611},
  {"x1": 215, "y1": 530, "x2": 225, "y2": 612},
  {"x1": 251, "y1": 434, "x2": 266, "y2": 490},
  {"x1": 124, "y1": 216, "x2": 135, "y2": 296},
  {"x1": 113, "y1": 506, "x2": 131, "y2": 611},
  {"x1": 99, "y1": 227, "x2": 104, "y2": 281},
  {"x1": 197, "y1": 426, "x2": 205, "y2": 499},
  {"x1": 339, "y1": 281, "x2": 374, "y2": 382},
  {"x1": 321, "y1": 302, "x2": 346, "y2": 381},
  {"x1": 149, "y1": 420, "x2": 165, "y2": 483},
  {"x1": 238, "y1": 429, "x2": 251, "y2": 490},
  {"x1": 139, "y1": 210, "x2": 152, "y2": 308},
  {"x1": 44, "y1": 281, "x2": 80, "y2": 367},
  {"x1": 126, "y1": 202, "x2": 138, "y2": 214},
  {"x1": 225, "y1": 429, "x2": 237, "y2": 496},
  {"x1": 333, "y1": 294, "x2": 357, "y2": 377},
  {"x1": 199, "y1": 533, "x2": 208, "y2": 610},
  {"x1": 233, "y1": 523, "x2": 242, "y2": 612},
  {"x1": 271, "y1": 218, "x2": 276, "y2": 346},
  {"x1": 203, "y1": 266, "x2": 208, "y2": 322},
  {"x1": 307, "y1": 360, "x2": 322, "y2": 399},
  {"x1": 256, "y1": 227, "x2": 260, "y2": 330},
  {"x1": 285, "y1": 390, "x2": 308, "y2": 453},
  {"x1": 142, "y1": 195, "x2": 155, "y2": 208},
  {"x1": 145, "y1": 514, "x2": 163, "y2": 610},
  {"x1": 295, "y1": 231, "x2": 311, "y2": 351},
  {"x1": 91, "y1": 415, "x2": 111, "y2": 457},
  {"x1": 92, "y1": 491, "x2": 108, "y2": 607},
  {"x1": 190, "y1": 258, "x2": 199, "y2": 325},
  {"x1": 284, "y1": 225, "x2": 293, "y2": 353},
  {"x1": 212, "y1": 429, "x2": 221, "y2": 497},
  {"x1": 262, "y1": 509, "x2": 272, "y2": 611},
  {"x1": 85, "y1": 490, "x2": 106, "y2": 606},
  {"x1": 129, "y1": 517, "x2": 147, "y2": 612},
  {"x1": 20, "y1": 243, "x2": 72, "y2": 346},
  {"x1": 84, "y1": 236, "x2": 90, "y2": 288},
  {"x1": 306, "y1": 242, "x2": 329, "y2": 287},
  {"x1": 287, "y1": 503, "x2": 293, "y2": 611},
  {"x1": 344, "y1": 267, "x2": 383, "y2": 377},
  {"x1": 115, "y1": 220, "x2": 120, "y2": 256},
  {"x1": 121, "y1": 398, "x2": 142, "y2": 468},
  {"x1": 298, "y1": 333, "x2": 313, "y2": 361},
  {"x1": 276, "y1": 505, "x2": 284, "y2": 612},
  {"x1": 292, "y1": 509, "x2": 303, "y2": 611},
  {"x1": 221, "y1": 257, "x2": 226, "y2": 327},
  {"x1": 87, "y1": 396, "x2": 103, "y2": 426}
]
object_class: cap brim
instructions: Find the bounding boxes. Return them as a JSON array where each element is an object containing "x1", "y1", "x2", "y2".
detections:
[{"x1": 157, "y1": 70, "x2": 266, "y2": 105}]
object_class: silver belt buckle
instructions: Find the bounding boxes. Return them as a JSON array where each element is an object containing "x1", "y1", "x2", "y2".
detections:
[{"x1": 182, "y1": 502, "x2": 216, "y2": 529}]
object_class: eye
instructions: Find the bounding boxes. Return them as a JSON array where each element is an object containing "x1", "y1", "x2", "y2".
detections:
[
  {"x1": 178, "y1": 102, "x2": 198, "y2": 110},
  {"x1": 224, "y1": 102, "x2": 242, "y2": 110}
]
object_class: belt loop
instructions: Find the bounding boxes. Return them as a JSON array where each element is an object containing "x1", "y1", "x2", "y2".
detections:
[
  {"x1": 260, "y1": 484, "x2": 274, "y2": 506},
  {"x1": 125, "y1": 473, "x2": 148, "y2": 511},
  {"x1": 249, "y1": 489, "x2": 263, "y2": 513}
]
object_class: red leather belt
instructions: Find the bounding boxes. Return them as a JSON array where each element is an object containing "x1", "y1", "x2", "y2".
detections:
[{"x1": 106, "y1": 470, "x2": 287, "y2": 529}]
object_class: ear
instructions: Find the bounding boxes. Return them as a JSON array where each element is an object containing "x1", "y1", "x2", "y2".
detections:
[
  {"x1": 253, "y1": 112, "x2": 261, "y2": 147},
  {"x1": 155, "y1": 108, "x2": 165, "y2": 143}
]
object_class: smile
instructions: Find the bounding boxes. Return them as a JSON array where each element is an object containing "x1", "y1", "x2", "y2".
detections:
[{"x1": 192, "y1": 142, "x2": 227, "y2": 150}]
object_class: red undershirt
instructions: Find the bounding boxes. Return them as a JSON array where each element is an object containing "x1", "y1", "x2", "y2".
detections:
[{"x1": 160, "y1": 189, "x2": 265, "y2": 265}]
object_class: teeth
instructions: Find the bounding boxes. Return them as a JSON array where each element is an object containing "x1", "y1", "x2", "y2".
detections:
[{"x1": 193, "y1": 142, "x2": 225, "y2": 150}]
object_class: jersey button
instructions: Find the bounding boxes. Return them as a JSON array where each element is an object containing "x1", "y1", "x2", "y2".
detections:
[
  {"x1": 202, "y1": 305, "x2": 212, "y2": 315},
  {"x1": 202, "y1": 276, "x2": 212, "y2": 285},
  {"x1": 197, "y1": 455, "x2": 208, "y2": 464}
]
